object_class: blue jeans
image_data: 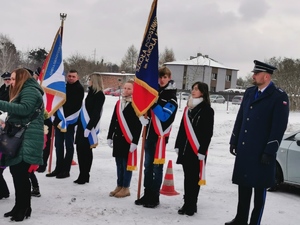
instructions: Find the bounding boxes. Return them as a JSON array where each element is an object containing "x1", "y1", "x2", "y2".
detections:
[
  {"x1": 54, "y1": 125, "x2": 75, "y2": 173},
  {"x1": 143, "y1": 138, "x2": 164, "y2": 196},
  {"x1": 115, "y1": 157, "x2": 132, "y2": 188}
]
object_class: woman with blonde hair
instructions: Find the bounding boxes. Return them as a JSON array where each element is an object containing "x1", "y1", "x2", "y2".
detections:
[
  {"x1": 74, "y1": 73, "x2": 105, "y2": 184},
  {"x1": 0, "y1": 68, "x2": 44, "y2": 221}
]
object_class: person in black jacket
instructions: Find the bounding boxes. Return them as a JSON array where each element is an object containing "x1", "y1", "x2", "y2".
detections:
[
  {"x1": 74, "y1": 73, "x2": 105, "y2": 184},
  {"x1": 225, "y1": 60, "x2": 289, "y2": 225},
  {"x1": 135, "y1": 66, "x2": 178, "y2": 208},
  {"x1": 0, "y1": 72, "x2": 11, "y2": 200},
  {"x1": 107, "y1": 80, "x2": 142, "y2": 197},
  {"x1": 175, "y1": 81, "x2": 214, "y2": 216},
  {"x1": 46, "y1": 69, "x2": 84, "y2": 179}
]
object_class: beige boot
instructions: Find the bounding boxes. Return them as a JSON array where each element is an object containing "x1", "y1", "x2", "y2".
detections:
[
  {"x1": 109, "y1": 186, "x2": 122, "y2": 197},
  {"x1": 114, "y1": 187, "x2": 130, "y2": 198}
]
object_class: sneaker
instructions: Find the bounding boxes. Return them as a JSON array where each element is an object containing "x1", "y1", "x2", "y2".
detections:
[{"x1": 31, "y1": 187, "x2": 41, "y2": 197}]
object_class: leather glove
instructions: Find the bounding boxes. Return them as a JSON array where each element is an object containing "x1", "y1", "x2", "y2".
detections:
[
  {"x1": 261, "y1": 153, "x2": 273, "y2": 165},
  {"x1": 107, "y1": 139, "x2": 113, "y2": 148},
  {"x1": 129, "y1": 143, "x2": 137, "y2": 153},
  {"x1": 28, "y1": 165, "x2": 39, "y2": 173},
  {"x1": 84, "y1": 129, "x2": 90, "y2": 138},
  {"x1": 229, "y1": 144, "x2": 237, "y2": 156},
  {"x1": 174, "y1": 148, "x2": 179, "y2": 155},
  {"x1": 197, "y1": 153, "x2": 205, "y2": 160},
  {"x1": 139, "y1": 116, "x2": 149, "y2": 126}
]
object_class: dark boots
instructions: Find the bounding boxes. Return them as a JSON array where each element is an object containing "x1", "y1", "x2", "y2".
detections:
[
  {"x1": 31, "y1": 187, "x2": 41, "y2": 197},
  {"x1": 135, "y1": 190, "x2": 160, "y2": 208}
]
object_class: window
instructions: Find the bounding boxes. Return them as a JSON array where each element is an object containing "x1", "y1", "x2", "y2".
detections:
[
  {"x1": 211, "y1": 73, "x2": 217, "y2": 80},
  {"x1": 226, "y1": 75, "x2": 231, "y2": 82}
]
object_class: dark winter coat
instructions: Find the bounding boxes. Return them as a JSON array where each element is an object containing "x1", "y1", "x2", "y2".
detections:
[
  {"x1": 0, "y1": 84, "x2": 10, "y2": 102},
  {"x1": 75, "y1": 87, "x2": 105, "y2": 146},
  {"x1": 176, "y1": 102, "x2": 214, "y2": 165},
  {"x1": 0, "y1": 78, "x2": 44, "y2": 166},
  {"x1": 230, "y1": 82, "x2": 289, "y2": 188},
  {"x1": 107, "y1": 100, "x2": 142, "y2": 158},
  {"x1": 53, "y1": 80, "x2": 84, "y2": 127}
]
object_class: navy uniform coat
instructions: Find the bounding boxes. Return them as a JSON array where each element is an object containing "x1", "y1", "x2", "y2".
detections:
[{"x1": 230, "y1": 82, "x2": 289, "y2": 188}]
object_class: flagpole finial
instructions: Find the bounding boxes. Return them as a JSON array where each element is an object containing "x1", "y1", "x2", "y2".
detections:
[{"x1": 60, "y1": 13, "x2": 67, "y2": 21}]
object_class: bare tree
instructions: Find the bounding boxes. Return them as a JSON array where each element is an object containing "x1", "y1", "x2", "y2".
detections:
[
  {"x1": 159, "y1": 47, "x2": 175, "y2": 66},
  {"x1": 120, "y1": 45, "x2": 138, "y2": 73},
  {"x1": 0, "y1": 34, "x2": 21, "y2": 73}
]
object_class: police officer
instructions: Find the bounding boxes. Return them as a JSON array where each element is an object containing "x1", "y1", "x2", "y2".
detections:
[
  {"x1": 0, "y1": 72, "x2": 11, "y2": 101},
  {"x1": 225, "y1": 60, "x2": 289, "y2": 225}
]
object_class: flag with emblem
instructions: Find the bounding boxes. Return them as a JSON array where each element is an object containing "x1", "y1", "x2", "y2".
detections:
[
  {"x1": 132, "y1": 0, "x2": 159, "y2": 116},
  {"x1": 39, "y1": 27, "x2": 66, "y2": 116}
]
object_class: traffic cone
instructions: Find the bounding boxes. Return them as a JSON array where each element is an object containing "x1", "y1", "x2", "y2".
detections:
[
  {"x1": 160, "y1": 160, "x2": 179, "y2": 196},
  {"x1": 71, "y1": 159, "x2": 77, "y2": 165}
]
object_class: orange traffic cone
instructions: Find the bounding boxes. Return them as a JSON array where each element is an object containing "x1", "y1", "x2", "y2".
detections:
[
  {"x1": 71, "y1": 159, "x2": 77, "y2": 165},
  {"x1": 160, "y1": 160, "x2": 179, "y2": 196}
]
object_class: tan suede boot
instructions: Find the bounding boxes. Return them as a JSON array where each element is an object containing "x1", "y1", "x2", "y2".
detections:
[
  {"x1": 114, "y1": 187, "x2": 130, "y2": 198},
  {"x1": 109, "y1": 186, "x2": 122, "y2": 197}
]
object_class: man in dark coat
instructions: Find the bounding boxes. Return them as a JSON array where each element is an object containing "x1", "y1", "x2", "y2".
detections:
[
  {"x1": 46, "y1": 69, "x2": 84, "y2": 179},
  {"x1": 225, "y1": 60, "x2": 289, "y2": 225},
  {"x1": 0, "y1": 72, "x2": 11, "y2": 102}
]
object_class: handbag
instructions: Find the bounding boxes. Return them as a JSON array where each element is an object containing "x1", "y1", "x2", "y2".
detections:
[{"x1": 0, "y1": 103, "x2": 43, "y2": 158}]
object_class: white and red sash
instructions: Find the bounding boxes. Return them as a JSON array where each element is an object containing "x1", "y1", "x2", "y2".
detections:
[
  {"x1": 151, "y1": 110, "x2": 172, "y2": 164},
  {"x1": 116, "y1": 100, "x2": 137, "y2": 171},
  {"x1": 183, "y1": 106, "x2": 206, "y2": 186}
]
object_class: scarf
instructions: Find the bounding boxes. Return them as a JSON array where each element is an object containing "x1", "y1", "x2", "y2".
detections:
[{"x1": 187, "y1": 97, "x2": 203, "y2": 109}]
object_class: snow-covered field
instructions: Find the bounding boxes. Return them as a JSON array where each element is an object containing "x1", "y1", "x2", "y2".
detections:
[{"x1": 1, "y1": 95, "x2": 300, "y2": 225}]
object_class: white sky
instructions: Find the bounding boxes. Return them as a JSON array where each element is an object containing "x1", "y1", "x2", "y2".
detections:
[
  {"x1": 1, "y1": 0, "x2": 300, "y2": 77},
  {"x1": 1, "y1": 96, "x2": 300, "y2": 224}
]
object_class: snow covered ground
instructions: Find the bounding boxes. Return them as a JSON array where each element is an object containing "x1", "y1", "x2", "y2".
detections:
[{"x1": 1, "y1": 95, "x2": 300, "y2": 225}]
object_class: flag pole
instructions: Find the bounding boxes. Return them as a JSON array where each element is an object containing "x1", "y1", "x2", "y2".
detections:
[
  {"x1": 47, "y1": 13, "x2": 67, "y2": 174},
  {"x1": 137, "y1": 122, "x2": 147, "y2": 199}
]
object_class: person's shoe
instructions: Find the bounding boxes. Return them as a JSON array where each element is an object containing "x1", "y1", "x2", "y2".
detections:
[
  {"x1": 56, "y1": 171, "x2": 70, "y2": 179},
  {"x1": 0, "y1": 193, "x2": 9, "y2": 200},
  {"x1": 4, "y1": 206, "x2": 17, "y2": 217},
  {"x1": 46, "y1": 170, "x2": 59, "y2": 177},
  {"x1": 10, "y1": 207, "x2": 31, "y2": 222},
  {"x1": 225, "y1": 218, "x2": 248, "y2": 225},
  {"x1": 114, "y1": 188, "x2": 130, "y2": 198},
  {"x1": 31, "y1": 187, "x2": 41, "y2": 197},
  {"x1": 178, "y1": 204, "x2": 186, "y2": 215},
  {"x1": 135, "y1": 195, "x2": 148, "y2": 206},
  {"x1": 37, "y1": 165, "x2": 46, "y2": 173},
  {"x1": 143, "y1": 195, "x2": 160, "y2": 208},
  {"x1": 109, "y1": 186, "x2": 122, "y2": 197}
]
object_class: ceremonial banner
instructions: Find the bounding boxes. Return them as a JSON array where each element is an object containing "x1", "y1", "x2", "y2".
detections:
[
  {"x1": 132, "y1": 0, "x2": 159, "y2": 116},
  {"x1": 39, "y1": 27, "x2": 66, "y2": 117}
]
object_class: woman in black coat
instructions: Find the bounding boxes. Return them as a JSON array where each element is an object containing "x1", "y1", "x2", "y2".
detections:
[
  {"x1": 107, "y1": 80, "x2": 142, "y2": 198},
  {"x1": 175, "y1": 81, "x2": 214, "y2": 216},
  {"x1": 74, "y1": 73, "x2": 105, "y2": 184}
]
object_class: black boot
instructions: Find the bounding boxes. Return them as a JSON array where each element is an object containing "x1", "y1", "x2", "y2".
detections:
[
  {"x1": 225, "y1": 218, "x2": 248, "y2": 225},
  {"x1": 143, "y1": 192, "x2": 159, "y2": 208},
  {"x1": 4, "y1": 205, "x2": 18, "y2": 217},
  {"x1": 10, "y1": 207, "x2": 32, "y2": 222},
  {"x1": 135, "y1": 190, "x2": 149, "y2": 206},
  {"x1": 178, "y1": 203, "x2": 186, "y2": 215}
]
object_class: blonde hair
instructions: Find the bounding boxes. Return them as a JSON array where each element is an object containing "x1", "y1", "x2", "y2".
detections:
[
  {"x1": 89, "y1": 73, "x2": 104, "y2": 93},
  {"x1": 9, "y1": 68, "x2": 31, "y2": 102}
]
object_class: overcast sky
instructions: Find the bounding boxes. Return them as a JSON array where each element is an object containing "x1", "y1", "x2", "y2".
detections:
[{"x1": 1, "y1": 0, "x2": 300, "y2": 78}]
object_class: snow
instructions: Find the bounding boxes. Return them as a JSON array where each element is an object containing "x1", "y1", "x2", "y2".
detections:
[{"x1": 1, "y1": 96, "x2": 300, "y2": 225}]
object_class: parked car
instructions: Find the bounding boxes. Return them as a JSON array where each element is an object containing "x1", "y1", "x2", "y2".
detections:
[
  {"x1": 232, "y1": 95, "x2": 243, "y2": 105},
  {"x1": 104, "y1": 88, "x2": 116, "y2": 95},
  {"x1": 272, "y1": 130, "x2": 300, "y2": 190},
  {"x1": 210, "y1": 94, "x2": 226, "y2": 103},
  {"x1": 110, "y1": 89, "x2": 122, "y2": 96},
  {"x1": 177, "y1": 92, "x2": 190, "y2": 100}
]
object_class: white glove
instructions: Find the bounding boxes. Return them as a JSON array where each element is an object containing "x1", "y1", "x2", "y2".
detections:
[
  {"x1": 198, "y1": 153, "x2": 205, "y2": 160},
  {"x1": 139, "y1": 116, "x2": 149, "y2": 126},
  {"x1": 129, "y1": 143, "x2": 137, "y2": 153},
  {"x1": 84, "y1": 129, "x2": 90, "y2": 138},
  {"x1": 107, "y1": 139, "x2": 113, "y2": 148},
  {"x1": 174, "y1": 148, "x2": 179, "y2": 155}
]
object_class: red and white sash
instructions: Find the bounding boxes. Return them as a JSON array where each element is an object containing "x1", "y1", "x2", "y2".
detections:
[
  {"x1": 183, "y1": 106, "x2": 206, "y2": 185},
  {"x1": 151, "y1": 110, "x2": 172, "y2": 164},
  {"x1": 116, "y1": 100, "x2": 137, "y2": 171}
]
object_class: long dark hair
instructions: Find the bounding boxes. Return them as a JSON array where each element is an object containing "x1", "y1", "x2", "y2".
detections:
[{"x1": 192, "y1": 81, "x2": 211, "y2": 105}]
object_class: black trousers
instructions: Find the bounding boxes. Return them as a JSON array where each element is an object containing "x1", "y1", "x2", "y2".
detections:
[
  {"x1": 0, "y1": 167, "x2": 10, "y2": 197},
  {"x1": 10, "y1": 161, "x2": 31, "y2": 209},
  {"x1": 236, "y1": 185, "x2": 267, "y2": 225},
  {"x1": 76, "y1": 137, "x2": 93, "y2": 181},
  {"x1": 42, "y1": 119, "x2": 53, "y2": 167}
]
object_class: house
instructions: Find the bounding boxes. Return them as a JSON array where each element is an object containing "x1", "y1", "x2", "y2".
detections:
[{"x1": 164, "y1": 53, "x2": 238, "y2": 92}]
